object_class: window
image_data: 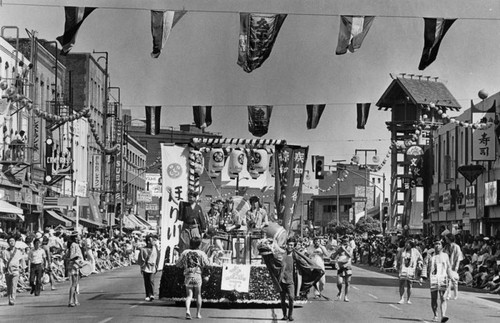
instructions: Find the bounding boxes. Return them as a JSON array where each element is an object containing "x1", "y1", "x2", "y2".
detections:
[{"x1": 322, "y1": 205, "x2": 336, "y2": 213}]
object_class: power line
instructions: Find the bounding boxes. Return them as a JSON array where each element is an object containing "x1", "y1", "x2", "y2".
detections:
[{"x1": 4, "y1": 2, "x2": 500, "y2": 21}]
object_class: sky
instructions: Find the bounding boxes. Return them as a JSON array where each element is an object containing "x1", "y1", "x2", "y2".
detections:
[{"x1": 2, "y1": 0, "x2": 500, "y2": 189}]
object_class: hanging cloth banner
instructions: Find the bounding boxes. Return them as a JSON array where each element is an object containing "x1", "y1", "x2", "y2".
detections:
[
  {"x1": 335, "y1": 16, "x2": 375, "y2": 55},
  {"x1": 56, "y1": 7, "x2": 96, "y2": 55},
  {"x1": 274, "y1": 145, "x2": 308, "y2": 232},
  {"x1": 356, "y1": 103, "x2": 371, "y2": 129},
  {"x1": 306, "y1": 104, "x2": 326, "y2": 129},
  {"x1": 418, "y1": 18, "x2": 456, "y2": 70},
  {"x1": 237, "y1": 13, "x2": 287, "y2": 73},
  {"x1": 192, "y1": 106, "x2": 212, "y2": 129},
  {"x1": 248, "y1": 105, "x2": 273, "y2": 137},
  {"x1": 145, "y1": 106, "x2": 161, "y2": 135},
  {"x1": 160, "y1": 144, "x2": 189, "y2": 266},
  {"x1": 150, "y1": 10, "x2": 186, "y2": 58}
]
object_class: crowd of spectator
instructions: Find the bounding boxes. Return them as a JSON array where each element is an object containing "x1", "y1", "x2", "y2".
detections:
[
  {"x1": 0, "y1": 227, "x2": 148, "y2": 298},
  {"x1": 296, "y1": 229, "x2": 500, "y2": 296}
]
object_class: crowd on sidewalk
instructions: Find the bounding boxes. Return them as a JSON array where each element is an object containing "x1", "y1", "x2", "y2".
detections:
[
  {"x1": 0, "y1": 227, "x2": 148, "y2": 302},
  {"x1": 309, "y1": 229, "x2": 500, "y2": 295}
]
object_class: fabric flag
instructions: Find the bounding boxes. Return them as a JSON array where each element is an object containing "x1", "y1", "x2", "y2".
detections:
[
  {"x1": 237, "y1": 13, "x2": 287, "y2": 73},
  {"x1": 192, "y1": 106, "x2": 212, "y2": 129},
  {"x1": 145, "y1": 106, "x2": 161, "y2": 135},
  {"x1": 356, "y1": 103, "x2": 371, "y2": 129},
  {"x1": 56, "y1": 7, "x2": 96, "y2": 55},
  {"x1": 160, "y1": 145, "x2": 189, "y2": 266},
  {"x1": 418, "y1": 18, "x2": 456, "y2": 70},
  {"x1": 306, "y1": 104, "x2": 326, "y2": 129},
  {"x1": 248, "y1": 105, "x2": 273, "y2": 137},
  {"x1": 274, "y1": 145, "x2": 308, "y2": 232},
  {"x1": 336, "y1": 16, "x2": 375, "y2": 55},
  {"x1": 150, "y1": 10, "x2": 186, "y2": 58}
]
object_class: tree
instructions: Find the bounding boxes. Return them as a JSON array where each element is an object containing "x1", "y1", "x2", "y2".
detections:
[
  {"x1": 355, "y1": 216, "x2": 381, "y2": 235},
  {"x1": 327, "y1": 219, "x2": 355, "y2": 236}
]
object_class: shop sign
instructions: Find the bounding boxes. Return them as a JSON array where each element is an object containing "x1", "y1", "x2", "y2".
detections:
[
  {"x1": 14, "y1": 191, "x2": 22, "y2": 203},
  {"x1": 485, "y1": 181, "x2": 499, "y2": 206},
  {"x1": 137, "y1": 191, "x2": 152, "y2": 203},
  {"x1": 145, "y1": 203, "x2": 158, "y2": 211},
  {"x1": 443, "y1": 190, "x2": 452, "y2": 211},
  {"x1": 0, "y1": 213, "x2": 17, "y2": 221},
  {"x1": 465, "y1": 185, "x2": 476, "y2": 207},
  {"x1": 23, "y1": 187, "x2": 33, "y2": 205},
  {"x1": 92, "y1": 155, "x2": 101, "y2": 189}
]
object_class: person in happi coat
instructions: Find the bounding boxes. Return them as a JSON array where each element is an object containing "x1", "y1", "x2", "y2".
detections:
[
  {"x1": 421, "y1": 239, "x2": 457, "y2": 323},
  {"x1": 167, "y1": 187, "x2": 207, "y2": 253},
  {"x1": 394, "y1": 239, "x2": 423, "y2": 304}
]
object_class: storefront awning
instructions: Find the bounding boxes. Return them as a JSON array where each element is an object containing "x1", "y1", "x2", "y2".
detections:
[
  {"x1": 44, "y1": 209, "x2": 71, "y2": 227},
  {"x1": 0, "y1": 200, "x2": 24, "y2": 214}
]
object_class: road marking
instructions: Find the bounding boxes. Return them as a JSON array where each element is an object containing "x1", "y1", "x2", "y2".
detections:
[
  {"x1": 97, "y1": 317, "x2": 113, "y2": 323},
  {"x1": 351, "y1": 286, "x2": 359, "y2": 290},
  {"x1": 367, "y1": 293, "x2": 378, "y2": 299},
  {"x1": 130, "y1": 305, "x2": 138, "y2": 308},
  {"x1": 389, "y1": 304, "x2": 401, "y2": 311}
]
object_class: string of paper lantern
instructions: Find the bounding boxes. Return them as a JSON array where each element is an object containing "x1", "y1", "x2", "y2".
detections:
[
  {"x1": 192, "y1": 137, "x2": 286, "y2": 147},
  {"x1": 88, "y1": 119, "x2": 120, "y2": 154},
  {"x1": 32, "y1": 106, "x2": 91, "y2": 123}
]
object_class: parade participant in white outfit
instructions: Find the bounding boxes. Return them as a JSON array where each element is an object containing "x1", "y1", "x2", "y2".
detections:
[
  {"x1": 310, "y1": 237, "x2": 328, "y2": 298},
  {"x1": 394, "y1": 239, "x2": 423, "y2": 304},
  {"x1": 421, "y1": 239, "x2": 457, "y2": 323}
]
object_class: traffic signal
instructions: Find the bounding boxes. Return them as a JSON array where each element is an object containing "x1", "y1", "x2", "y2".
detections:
[{"x1": 315, "y1": 156, "x2": 324, "y2": 179}]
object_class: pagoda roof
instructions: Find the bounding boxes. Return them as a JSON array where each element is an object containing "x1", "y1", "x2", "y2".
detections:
[{"x1": 377, "y1": 76, "x2": 461, "y2": 111}]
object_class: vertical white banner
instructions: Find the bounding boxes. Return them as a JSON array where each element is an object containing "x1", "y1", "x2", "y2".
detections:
[
  {"x1": 92, "y1": 155, "x2": 101, "y2": 189},
  {"x1": 159, "y1": 145, "x2": 189, "y2": 267}
]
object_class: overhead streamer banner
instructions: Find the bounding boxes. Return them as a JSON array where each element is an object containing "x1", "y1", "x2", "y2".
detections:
[
  {"x1": 356, "y1": 103, "x2": 371, "y2": 129},
  {"x1": 145, "y1": 106, "x2": 161, "y2": 135},
  {"x1": 306, "y1": 104, "x2": 326, "y2": 130},
  {"x1": 248, "y1": 105, "x2": 273, "y2": 137},
  {"x1": 193, "y1": 106, "x2": 212, "y2": 129},
  {"x1": 336, "y1": 16, "x2": 375, "y2": 55},
  {"x1": 56, "y1": 7, "x2": 96, "y2": 55},
  {"x1": 418, "y1": 18, "x2": 456, "y2": 70},
  {"x1": 150, "y1": 10, "x2": 186, "y2": 58},
  {"x1": 237, "y1": 13, "x2": 287, "y2": 73},
  {"x1": 160, "y1": 145, "x2": 189, "y2": 266},
  {"x1": 275, "y1": 145, "x2": 308, "y2": 232},
  {"x1": 472, "y1": 100, "x2": 496, "y2": 161}
]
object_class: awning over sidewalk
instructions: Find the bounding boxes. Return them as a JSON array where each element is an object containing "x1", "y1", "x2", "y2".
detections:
[
  {"x1": 44, "y1": 209, "x2": 71, "y2": 227},
  {"x1": 0, "y1": 200, "x2": 23, "y2": 214},
  {"x1": 0, "y1": 200, "x2": 24, "y2": 221}
]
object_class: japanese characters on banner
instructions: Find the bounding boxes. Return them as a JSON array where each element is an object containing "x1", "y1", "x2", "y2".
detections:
[
  {"x1": 406, "y1": 145, "x2": 424, "y2": 187},
  {"x1": 160, "y1": 145, "x2": 189, "y2": 266},
  {"x1": 472, "y1": 100, "x2": 496, "y2": 161},
  {"x1": 275, "y1": 145, "x2": 308, "y2": 232},
  {"x1": 92, "y1": 155, "x2": 101, "y2": 189},
  {"x1": 220, "y1": 264, "x2": 251, "y2": 293}
]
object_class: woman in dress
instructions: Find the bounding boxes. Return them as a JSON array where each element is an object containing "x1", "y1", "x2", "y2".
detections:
[{"x1": 176, "y1": 236, "x2": 211, "y2": 320}]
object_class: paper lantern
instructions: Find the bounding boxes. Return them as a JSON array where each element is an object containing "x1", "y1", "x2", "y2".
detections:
[
  {"x1": 268, "y1": 153, "x2": 275, "y2": 177},
  {"x1": 0, "y1": 80, "x2": 8, "y2": 90},
  {"x1": 478, "y1": 89, "x2": 489, "y2": 100},
  {"x1": 228, "y1": 149, "x2": 245, "y2": 179},
  {"x1": 252, "y1": 149, "x2": 269, "y2": 173},
  {"x1": 5, "y1": 86, "x2": 17, "y2": 97},
  {"x1": 192, "y1": 150, "x2": 204, "y2": 176},
  {"x1": 208, "y1": 148, "x2": 225, "y2": 176}
]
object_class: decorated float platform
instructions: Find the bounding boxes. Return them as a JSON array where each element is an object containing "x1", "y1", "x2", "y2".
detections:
[{"x1": 159, "y1": 264, "x2": 307, "y2": 305}]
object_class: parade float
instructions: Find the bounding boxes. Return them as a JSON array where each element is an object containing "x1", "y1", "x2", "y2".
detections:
[{"x1": 158, "y1": 138, "x2": 317, "y2": 304}]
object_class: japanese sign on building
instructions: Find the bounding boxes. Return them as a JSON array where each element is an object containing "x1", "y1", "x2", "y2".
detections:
[
  {"x1": 93, "y1": 155, "x2": 101, "y2": 189},
  {"x1": 275, "y1": 145, "x2": 308, "y2": 231},
  {"x1": 472, "y1": 100, "x2": 496, "y2": 161}
]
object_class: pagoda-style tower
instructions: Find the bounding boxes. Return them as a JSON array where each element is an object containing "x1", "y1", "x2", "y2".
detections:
[{"x1": 376, "y1": 74, "x2": 461, "y2": 231}]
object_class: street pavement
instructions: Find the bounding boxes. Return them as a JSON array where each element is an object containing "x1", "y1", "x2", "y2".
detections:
[{"x1": 1, "y1": 264, "x2": 500, "y2": 323}]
